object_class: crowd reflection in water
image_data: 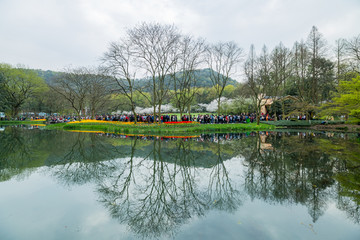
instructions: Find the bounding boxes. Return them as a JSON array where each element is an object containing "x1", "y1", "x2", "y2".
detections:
[
  {"x1": 93, "y1": 130, "x2": 354, "y2": 142},
  {"x1": 0, "y1": 127, "x2": 359, "y2": 239}
]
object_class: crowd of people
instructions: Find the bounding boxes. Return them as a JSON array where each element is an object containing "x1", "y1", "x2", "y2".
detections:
[
  {"x1": 6, "y1": 112, "x2": 313, "y2": 124},
  {"x1": 45, "y1": 113, "x2": 267, "y2": 124}
]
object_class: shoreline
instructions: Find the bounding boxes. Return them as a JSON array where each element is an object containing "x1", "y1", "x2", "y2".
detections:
[{"x1": 1, "y1": 120, "x2": 359, "y2": 134}]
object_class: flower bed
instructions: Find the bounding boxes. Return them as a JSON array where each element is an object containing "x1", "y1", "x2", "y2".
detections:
[{"x1": 164, "y1": 121, "x2": 199, "y2": 125}]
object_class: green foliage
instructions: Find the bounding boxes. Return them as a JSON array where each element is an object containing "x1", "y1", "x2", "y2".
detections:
[
  {"x1": 222, "y1": 85, "x2": 236, "y2": 98},
  {"x1": 195, "y1": 87, "x2": 217, "y2": 104},
  {"x1": 320, "y1": 75, "x2": 360, "y2": 120},
  {"x1": 0, "y1": 64, "x2": 48, "y2": 117}
]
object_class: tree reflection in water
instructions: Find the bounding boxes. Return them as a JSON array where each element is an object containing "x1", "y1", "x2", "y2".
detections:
[
  {"x1": 242, "y1": 132, "x2": 335, "y2": 222},
  {"x1": 0, "y1": 127, "x2": 359, "y2": 238},
  {"x1": 96, "y1": 138, "x2": 242, "y2": 239}
]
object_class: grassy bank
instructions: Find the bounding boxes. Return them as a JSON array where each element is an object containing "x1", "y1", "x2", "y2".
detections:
[
  {"x1": 261, "y1": 120, "x2": 360, "y2": 133},
  {"x1": 0, "y1": 120, "x2": 46, "y2": 125},
  {"x1": 261, "y1": 120, "x2": 346, "y2": 127},
  {"x1": 51, "y1": 121, "x2": 276, "y2": 135}
]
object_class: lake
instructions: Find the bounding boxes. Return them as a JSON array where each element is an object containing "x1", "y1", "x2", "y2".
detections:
[{"x1": 0, "y1": 125, "x2": 359, "y2": 239}]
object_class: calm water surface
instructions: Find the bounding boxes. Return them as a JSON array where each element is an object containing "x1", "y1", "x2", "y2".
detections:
[{"x1": 0, "y1": 126, "x2": 359, "y2": 239}]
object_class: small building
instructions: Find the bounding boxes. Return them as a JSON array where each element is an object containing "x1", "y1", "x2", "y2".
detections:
[
  {"x1": 260, "y1": 96, "x2": 274, "y2": 115},
  {"x1": 260, "y1": 95, "x2": 300, "y2": 115}
]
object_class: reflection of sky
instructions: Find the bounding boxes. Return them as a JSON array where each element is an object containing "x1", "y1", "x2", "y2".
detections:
[
  {"x1": 177, "y1": 200, "x2": 360, "y2": 240},
  {"x1": 0, "y1": 169, "x2": 132, "y2": 240},
  {"x1": 0, "y1": 158, "x2": 360, "y2": 240}
]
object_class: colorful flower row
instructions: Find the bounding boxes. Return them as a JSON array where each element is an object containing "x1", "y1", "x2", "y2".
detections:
[
  {"x1": 164, "y1": 121, "x2": 199, "y2": 125},
  {"x1": 67, "y1": 120, "x2": 139, "y2": 125},
  {"x1": 67, "y1": 119, "x2": 200, "y2": 125},
  {"x1": 31, "y1": 119, "x2": 47, "y2": 121}
]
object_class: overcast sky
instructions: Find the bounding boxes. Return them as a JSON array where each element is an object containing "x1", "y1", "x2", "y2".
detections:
[{"x1": 0, "y1": 0, "x2": 359, "y2": 73}]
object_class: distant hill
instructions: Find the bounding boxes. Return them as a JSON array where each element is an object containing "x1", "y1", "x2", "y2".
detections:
[
  {"x1": 34, "y1": 68, "x2": 239, "y2": 89},
  {"x1": 191, "y1": 68, "x2": 239, "y2": 88},
  {"x1": 34, "y1": 69, "x2": 60, "y2": 85}
]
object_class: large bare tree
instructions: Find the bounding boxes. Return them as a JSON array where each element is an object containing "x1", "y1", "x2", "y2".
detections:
[
  {"x1": 206, "y1": 41, "x2": 243, "y2": 116},
  {"x1": 128, "y1": 22, "x2": 181, "y2": 122}
]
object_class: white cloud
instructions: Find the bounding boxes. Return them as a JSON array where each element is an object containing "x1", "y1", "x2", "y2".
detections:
[{"x1": 0, "y1": 0, "x2": 359, "y2": 71}]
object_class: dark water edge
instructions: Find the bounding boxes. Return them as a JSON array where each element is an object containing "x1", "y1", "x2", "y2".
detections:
[{"x1": 0, "y1": 126, "x2": 359, "y2": 239}]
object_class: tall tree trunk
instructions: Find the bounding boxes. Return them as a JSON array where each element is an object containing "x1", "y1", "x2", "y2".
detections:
[
  {"x1": 187, "y1": 104, "x2": 191, "y2": 121},
  {"x1": 77, "y1": 109, "x2": 82, "y2": 121},
  {"x1": 158, "y1": 104, "x2": 162, "y2": 124},
  {"x1": 91, "y1": 109, "x2": 95, "y2": 120},
  {"x1": 153, "y1": 104, "x2": 156, "y2": 124},
  {"x1": 217, "y1": 96, "x2": 221, "y2": 116},
  {"x1": 256, "y1": 103, "x2": 261, "y2": 125},
  {"x1": 131, "y1": 104, "x2": 137, "y2": 124},
  {"x1": 11, "y1": 106, "x2": 19, "y2": 119}
]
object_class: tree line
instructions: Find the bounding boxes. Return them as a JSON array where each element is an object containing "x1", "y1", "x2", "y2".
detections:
[{"x1": 0, "y1": 23, "x2": 359, "y2": 123}]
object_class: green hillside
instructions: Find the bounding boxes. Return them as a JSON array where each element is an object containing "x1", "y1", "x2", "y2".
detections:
[{"x1": 34, "y1": 68, "x2": 239, "y2": 89}]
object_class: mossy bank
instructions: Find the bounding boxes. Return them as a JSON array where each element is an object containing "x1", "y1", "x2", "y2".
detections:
[{"x1": 51, "y1": 121, "x2": 276, "y2": 135}]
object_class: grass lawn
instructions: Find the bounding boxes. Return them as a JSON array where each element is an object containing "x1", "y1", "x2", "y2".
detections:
[{"x1": 56, "y1": 120, "x2": 275, "y2": 135}]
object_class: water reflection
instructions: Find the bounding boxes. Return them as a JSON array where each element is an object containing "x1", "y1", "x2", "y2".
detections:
[
  {"x1": 91, "y1": 138, "x2": 242, "y2": 239},
  {"x1": 0, "y1": 127, "x2": 359, "y2": 238}
]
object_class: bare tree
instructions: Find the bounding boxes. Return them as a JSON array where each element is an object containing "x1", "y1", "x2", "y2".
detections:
[
  {"x1": 271, "y1": 42, "x2": 293, "y2": 119},
  {"x1": 244, "y1": 45, "x2": 261, "y2": 125},
  {"x1": 292, "y1": 40, "x2": 310, "y2": 101},
  {"x1": 345, "y1": 34, "x2": 360, "y2": 73},
  {"x1": 306, "y1": 26, "x2": 328, "y2": 104},
  {"x1": 102, "y1": 39, "x2": 139, "y2": 123},
  {"x1": 128, "y1": 22, "x2": 181, "y2": 122},
  {"x1": 87, "y1": 67, "x2": 111, "y2": 119},
  {"x1": 51, "y1": 67, "x2": 89, "y2": 120},
  {"x1": 206, "y1": 41, "x2": 243, "y2": 116},
  {"x1": 333, "y1": 38, "x2": 348, "y2": 83},
  {"x1": 170, "y1": 36, "x2": 206, "y2": 119}
]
